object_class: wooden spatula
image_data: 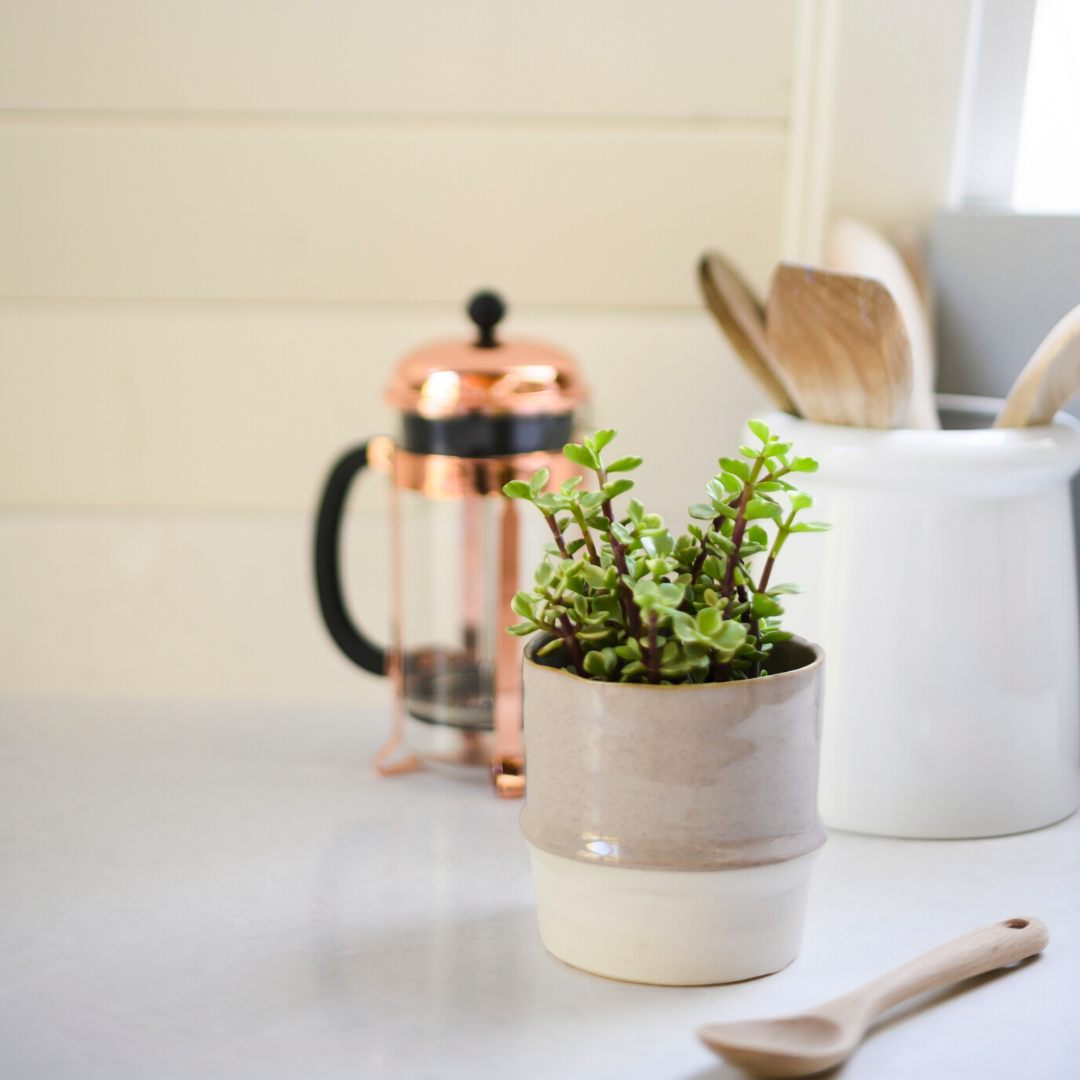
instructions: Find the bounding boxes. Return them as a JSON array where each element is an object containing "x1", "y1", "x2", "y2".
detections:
[
  {"x1": 765, "y1": 263, "x2": 914, "y2": 429},
  {"x1": 995, "y1": 301, "x2": 1080, "y2": 427},
  {"x1": 698, "y1": 253, "x2": 805, "y2": 416},
  {"x1": 825, "y1": 217, "x2": 939, "y2": 429}
]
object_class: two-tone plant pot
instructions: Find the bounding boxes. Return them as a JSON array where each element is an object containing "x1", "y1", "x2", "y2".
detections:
[{"x1": 520, "y1": 634, "x2": 826, "y2": 986}]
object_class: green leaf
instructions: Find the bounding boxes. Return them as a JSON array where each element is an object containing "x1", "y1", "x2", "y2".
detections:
[
  {"x1": 715, "y1": 619, "x2": 748, "y2": 654},
  {"x1": 610, "y1": 521, "x2": 634, "y2": 546},
  {"x1": 503, "y1": 480, "x2": 531, "y2": 499},
  {"x1": 761, "y1": 629, "x2": 794, "y2": 644},
  {"x1": 535, "y1": 561, "x2": 555, "y2": 587},
  {"x1": 583, "y1": 649, "x2": 616, "y2": 678},
  {"x1": 766, "y1": 582, "x2": 804, "y2": 595},
  {"x1": 534, "y1": 492, "x2": 568, "y2": 513},
  {"x1": 751, "y1": 592, "x2": 784, "y2": 618},
  {"x1": 559, "y1": 475, "x2": 583, "y2": 496},
  {"x1": 747, "y1": 525, "x2": 769, "y2": 546},
  {"x1": 711, "y1": 500, "x2": 738, "y2": 520},
  {"x1": 789, "y1": 491, "x2": 814, "y2": 512},
  {"x1": 579, "y1": 562, "x2": 608, "y2": 588},
  {"x1": 627, "y1": 498, "x2": 645, "y2": 525},
  {"x1": 603, "y1": 478, "x2": 635, "y2": 499},
  {"x1": 606, "y1": 455, "x2": 643, "y2": 473},
  {"x1": 789, "y1": 521, "x2": 832, "y2": 533},
  {"x1": 657, "y1": 582, "x2": 685, "y2": 606},
  {"x1": 506, "y1": 621, "x2": 537, "y2": 636},
  {"x1": 579, "y1": 491, "x2": 606, "y2": 512},
  {"x1": 537, "y1": 637, "x2": 565, "y2": 656},
  {"x1": 697, "y1": 607, "x2": 722, "y2": 635},
  {"x1": 620, "y1": 661, "x2": 646, "y2": 678},
  {"x1": 641, "y1": 531, "x2": 674, "y2": 558},
  {"x1": 615, "y1": 639, "x2": 643, "y2": 660},
  {"x1": 689, "y1": 503, "x2": 716, "y2": 520},
  {"x1": 633, "y1": 579, "x2": 658, "y2": 601},
  {"x1": 705, "y1": 478, "x2": 728, "y2": 504},
  {"x1": 738, "y1": 444, "x2": 761, "y2": 459},
  {"x1": 529, "y1": 467, "x2": 550, "y2": 496},
  {"x1": 762, "y1": 441, "x2": 793, "y2": 459},
  {"x1": 745, "y1": 499, "x2": 782, "y2": 521},
  {"x1": 563, "y1": 443, "x2": 599, "y2": 469},
  {"x1": 702, "y1": 554, "x2": 723, "y2": 581},
  {"x1": 747, "y1": 418, "x2": 771, "y2": 444},
  {"x1": 511, "y1": 591, "x2": 535, "y2": 619},
  {"x1": 718, "y1": 472, "x2": 743, "y2": 493},
  {"x1": 592, "y1": 428, "x2": 617, "y2": 451},
  {"x1": 720, "y1": 457, "x2": 750, "y2": 481},
  {"x1": 788, "y1": 456, "x2": 819, "y2": 473}
]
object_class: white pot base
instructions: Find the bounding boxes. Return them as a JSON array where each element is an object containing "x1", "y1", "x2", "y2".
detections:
[{"x1": 526, "y1": 842, "x2": 818, "y2": 986}]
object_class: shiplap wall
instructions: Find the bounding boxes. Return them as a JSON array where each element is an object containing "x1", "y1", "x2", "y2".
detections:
[{"x1": 0, "y1": 1, "x2": 973, "y2": 702}]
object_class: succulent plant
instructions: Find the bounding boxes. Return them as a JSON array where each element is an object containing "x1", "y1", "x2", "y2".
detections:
[{"x1": 503, "y1": 420, "x2": 830, "y2": 683}]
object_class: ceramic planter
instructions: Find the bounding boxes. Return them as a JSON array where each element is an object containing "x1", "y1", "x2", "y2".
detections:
[
  {"x1": 769, "y1": 395, "x2": 1080, "y2": 839},
  {"x1": 520, "y1": 634, "x2": 825, "y2": 986}
]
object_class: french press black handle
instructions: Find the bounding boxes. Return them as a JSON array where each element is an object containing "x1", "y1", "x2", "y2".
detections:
[{"x1": 313, "y1": 442, "x2": 387, "y2": 675}]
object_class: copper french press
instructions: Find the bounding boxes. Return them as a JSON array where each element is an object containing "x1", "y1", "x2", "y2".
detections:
[{"x1": 314, "y1": 292, "x2": 588, "y2": 796}]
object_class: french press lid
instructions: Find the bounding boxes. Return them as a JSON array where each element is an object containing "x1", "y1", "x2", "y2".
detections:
[{"x1": 384, "y1": 291, "x2": 588, "y2": 457}]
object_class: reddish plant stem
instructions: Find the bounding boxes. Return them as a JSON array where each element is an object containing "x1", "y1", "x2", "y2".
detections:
[
  {"x1": 570, "y1": 505, "x2": 601, "y2": 565},
  {"x1": 689, "y1": 511, "x2": 730, "y2": 584},
  {"x1": 602, "y1": 497, "x2": 643, "y2": 639},
  {"x1": 544, "y1": 514, "x2": 571, "y2": 559},
  {"x1": 738, "y1": 583, "x2": 762, "y2": 678},
  {"x1": 720, "y1": 487, "x2": 753, "y2": 609},
  {"x1": 557, "y1": 613, "x2": 587, "y2": 676},
  {"x1": 646, "y1": 611, "x2": 660, "y2": 684}
]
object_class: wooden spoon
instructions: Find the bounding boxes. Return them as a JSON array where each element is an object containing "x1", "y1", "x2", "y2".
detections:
[
  {"x1": 765, "y1": 262, "x2": 914, "y2": 429},
  {"x1": 995, "y1": 301, "x2": 1080, "y2": 427},
  {"x1": 698, "y1": 252, "x2": 805, "y2": 416},
  {"x1": 825, "y1": 217, "x2": 939, "y2": 429},
  {"x1": 698, "y1": 916, "x2": 1048, "y2": 1079}
]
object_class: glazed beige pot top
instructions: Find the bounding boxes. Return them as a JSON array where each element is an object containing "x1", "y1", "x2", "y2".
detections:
[{"x1": 520, "y1": 637, "x2": 825, "y2": 871}]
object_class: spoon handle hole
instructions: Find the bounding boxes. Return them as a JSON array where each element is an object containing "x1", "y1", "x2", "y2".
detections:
[{"x1": 1004, "y1": 918, "x2": 1029, "y2": 929}]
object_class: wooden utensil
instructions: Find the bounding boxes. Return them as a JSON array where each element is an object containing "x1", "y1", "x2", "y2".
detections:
[
  {"x1": 825, "y1": 217, "x2": 939, "y2": 429},
  {"x1": 698, "y1": 916, "x2": 1048, "y2": 1079},
  {"x1": 995, "y1": 301, "x2": 1080, "y2": 427},
  {"x1": 765, "y1": 263, "x2": 913, "y2": 429},
  {"x1": 698, "y1": 253, "x2": 805, "y2": 416}
]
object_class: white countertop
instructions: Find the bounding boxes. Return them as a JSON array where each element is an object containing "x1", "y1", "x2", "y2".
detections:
[{"x1": 1, "y1": 700, "x2": 1077, "y2": 1079}]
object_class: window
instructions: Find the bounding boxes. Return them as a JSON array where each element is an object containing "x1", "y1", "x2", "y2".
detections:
[{"x1": 1013, "y1": 0, "x2": 1080, "y2": 213}]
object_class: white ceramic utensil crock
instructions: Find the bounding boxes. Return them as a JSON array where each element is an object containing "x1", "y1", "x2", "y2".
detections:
[
  {"x1": 769, "y1": 395, "x2": 1080, "y2": 839},
  {"x1": 520, "y1": 635, "x2": 825, "y2": 986}
]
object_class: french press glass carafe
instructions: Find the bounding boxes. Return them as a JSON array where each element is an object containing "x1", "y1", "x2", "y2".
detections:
[{"x1": 314, "y1": 292, "x2": 587, "y2": 796}]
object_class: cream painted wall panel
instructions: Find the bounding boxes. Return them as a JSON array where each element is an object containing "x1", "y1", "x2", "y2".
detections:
[
  {"x1": 827, "y1": 0, "x2": 974, "y2": 229},
  {"x1": 0, "y1": 1, "x2": 798, "y2": 119},
  {"x1": 0, "y1": 123, "x2": 786, "y2": 307},
  {"x1": 0, "y1": 302, "x2": 773, "y2": 515},
  {"x1": 0, "y1": 510, "x2": 392, "y2": 703}
]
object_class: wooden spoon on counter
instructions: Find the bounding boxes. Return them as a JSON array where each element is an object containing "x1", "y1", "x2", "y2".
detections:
[
  {"x1": 995, "y1": 301, "x2": 1080, "y2": 427},
  {"x1": 699, "y1": 916, "x2": 1048, "y2": 1079},
  {"x1": 698, "y1": 253, "x2": 805, "y2": 416},
  {"x1": 765, "y1": 262, "x2": 914, "y2": 429}
]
